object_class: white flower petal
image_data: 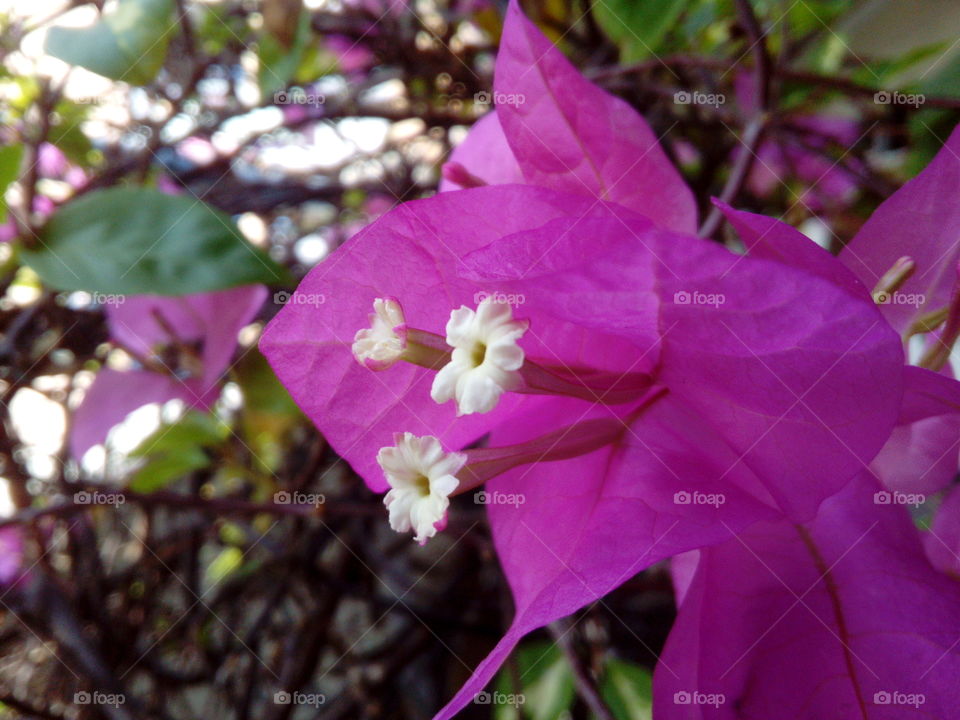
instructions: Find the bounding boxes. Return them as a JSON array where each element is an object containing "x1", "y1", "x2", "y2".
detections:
[
  {"x1": 352, "y1": 298, "x2": 408, "y2": 370},
  {"x1": 432, "y1": 299, "x2": 527, "y2": 415},
  {"x1": 377, "y1": 434, "x2": 466, "y2": 543}
]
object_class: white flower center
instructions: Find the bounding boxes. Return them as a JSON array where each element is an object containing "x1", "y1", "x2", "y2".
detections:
[
  {"x1": 352, "y1": 297, "x2": 407, "y2": 370},
  {"x1": 378, "y1": 433, "x2": 466, "y2": 544},
  {"x1": 430, "y1": 298, "x2": 528, "y2": 415}
]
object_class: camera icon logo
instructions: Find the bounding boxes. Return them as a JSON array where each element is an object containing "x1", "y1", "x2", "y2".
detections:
[
  {"x1": 274, "y1": 491, "x2": 292, "y2": 505},
  {"x1": 274, "y1": 691, "x2": 292, "y2": 704},
  {"x1": 674, "y1": 91, "x2": 691, "y2": 104},
  {"x1": 474, "y1": 91, "x2": 492, "y2": 105},
  {"x1": 673, "y1": 291, "x2": 691, "y2": 304},
  {"x1": 873, "y1": 691, "x2": 892, "y2": 705}
]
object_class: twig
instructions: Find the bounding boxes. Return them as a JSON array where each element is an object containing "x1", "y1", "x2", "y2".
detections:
[
  {"x1": 16, "y1": 81, "x2": 58, "y2": 245},
  {"x1": 781, "y1": 68, "x2": 960, "y2": 110},
  {"x1": 0, "y1": 488, "x2": 324, "y2": 529},
  {"x1": 699, "y1": 0, "x2": 772, "y2": 239},
  {"x1": 548, "y1": 617, "x2": 614, "y2": 720},
  {"x1": 592, "y1": 56, "x2": 960, "y2": 111}
]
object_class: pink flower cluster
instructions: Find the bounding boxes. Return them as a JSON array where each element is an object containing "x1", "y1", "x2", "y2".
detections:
[{"x1": 262, "y1": 2, "x2": 960, "y2": 716}]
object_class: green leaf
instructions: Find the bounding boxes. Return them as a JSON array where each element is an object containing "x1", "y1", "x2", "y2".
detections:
[
  {"x1": 495, "y1": 642, "x2": 575, "y2": 720},
  {"x1": 593, "y1": 0, "x2": 687, "y2": 63},
  {"x1": 206, "y1": 546, "x2": 243, "y2": 585},
  {"x1": 129, "y1": 448, "x2": 210, "y2": 493},
  {"x1": 0, "y1": 144, "x2": 23, "y2": 224},
  {"x1": 236, "y1": 350, "x2": 299, "y2": 420},
  {"x1": 128, "y1": 411, "x2": 229, "y2": 492},
  {"x1": 131, "y1": 412, "x2": 229, "y2": 456},
  {"x1": 258, "y1": 9, "x2": 312, "y2": 97},
  {"x1": 23, "y1": 187, "x2": 289, "y2": 294},
  {"x1": 787, "y1": 0, "x2": 854, "y2": 37},
  {"x1": 599, "y1": 659, "x2": 653, "y2": 720},
  {"x1": 44, "y1": 0, "x2": 176, "y2": 85},
  {"x1": 235, "y1": 350, "x2": 302, "y2": 471}
]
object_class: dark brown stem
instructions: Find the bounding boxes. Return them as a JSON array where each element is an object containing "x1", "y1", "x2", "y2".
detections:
[
  {"x1": 548, "y1": 617, "x2": 615, "y2": 720},
  {"x1": 699, "y1": 0, "x2": 772, "y2": 239}
]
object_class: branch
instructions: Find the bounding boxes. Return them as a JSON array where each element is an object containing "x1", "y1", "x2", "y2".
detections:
[
  {"x1": 698, "y1": 0, "x2": 772, "y2": 239},
  {"x1": 0, "y1": 487, "x2": 384, "y2": 530},
  {"x1": 548, "y1": 617, "x2": 614, "y2": 720}
]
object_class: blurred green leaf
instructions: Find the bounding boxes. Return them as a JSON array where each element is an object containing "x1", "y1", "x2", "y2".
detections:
[
  {"x1": 206, "y1": 546, "x2": 243, "y2": 585},
  {"x1": 236, "y1": 351, "x2": 299, "y2": 420},
  {"x1": 681, "y1": 0, "x2": 733, "y2": 49},
  {"x1": 132, "y1": 412, "x2": 229, "y2": 455},
  {"x1": 129, "y1": 449, "x2": 210, "y2": 493},
  {"x1": 919, "y1": 50, "x2": 960, "y2": 97},
  {"x1": 258, "y1": 9, "x2": 311, "y2": 97},
  {"x1": 907, "y1": 109, "x2": 957, "y2": 175},
  {"x1": 594, "y1": 0, "x2": 686, "y2": 63},
  {"x1": 52, "y1": 101, "x2": 98, "y2": 164},
  {"x1": 0, "y1": 143, "x2": 23, "y2": 223},
  {"x1": 197, "y1": 5, "x2": 246, "y2": 55},
  {"x1": 23, "y1": 187, "x2": 290, "y2": 294},
  {"x1": 219, "y1": 522, "x2": 248, "y2": 546},
  {"x1": 599, "y1": 659, "x2": 653, "y2": 720},
  {"x1": 128, "y1": 412, "x2": 229, "y2": 492},
  {"x1": 45, "y1": 0, "x2": 176, "y2": 85},
  {"x1": 839, "y1": 0, "x2": 960, "y2": 84},
  {"x1": 863, "y1": 43, "x2": 950, "y2": 86},
  {"x1": 235, "y1": 350, "x2": 302, "y2": 472},
  {"x1": 787, "y1": 0, "x2": 854, "y2": 37},
  {"x1": 495, "y1": 642, "x2": 575, "y2": 720}
]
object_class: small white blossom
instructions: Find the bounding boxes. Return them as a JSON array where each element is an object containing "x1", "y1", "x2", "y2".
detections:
[
  {"x1": 378, "y1": 433, "x2": 466, "y2": 544},
  {"x1": 352, "y1": 297, "x2": 407, "y2": 370},
  {"x1": 431, "y1": 298, "x2": 528, "y2": 415}
]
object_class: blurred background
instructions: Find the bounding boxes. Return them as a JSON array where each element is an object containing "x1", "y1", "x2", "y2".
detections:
[{"x1": 0, "y1": 0, "x2": 959, "y2": 717}]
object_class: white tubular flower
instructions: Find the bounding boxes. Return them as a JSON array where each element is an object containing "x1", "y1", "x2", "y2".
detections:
[
  {"x1": 352, "y1": 297, "x2": 408, "y2": 370},
  {"x1": 378, "y1": 433, "x2": 466, "y2": 544},
  {"x1": 430, "y1": 298, "x2": 528, "y2": 415}
]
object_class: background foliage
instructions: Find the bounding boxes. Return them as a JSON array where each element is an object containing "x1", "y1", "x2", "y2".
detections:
[{"x1": 0, "y1": 0, "x2": 958, "y2": 717}]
